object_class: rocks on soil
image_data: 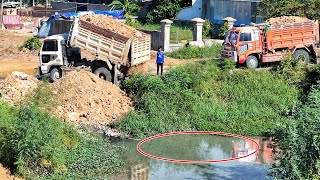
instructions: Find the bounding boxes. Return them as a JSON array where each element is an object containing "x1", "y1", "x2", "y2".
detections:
[
  {"x1": 0, "y1": 71, "x2": 39, "y2": 105},
  {"x1": 80, "y1": 14, "x2": 143, "y2": 39},
  {"x1": 266, "y1": 16, "x2": 312, "y2": 25}
]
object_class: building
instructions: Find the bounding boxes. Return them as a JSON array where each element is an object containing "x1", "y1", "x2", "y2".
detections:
[{"x1": 176, "y1": 0, "x2": 263, "y2": 25}]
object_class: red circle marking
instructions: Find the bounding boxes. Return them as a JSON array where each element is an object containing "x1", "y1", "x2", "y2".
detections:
[{"x1": 137, "y1": 131, "x2": 260, "y2": 164}]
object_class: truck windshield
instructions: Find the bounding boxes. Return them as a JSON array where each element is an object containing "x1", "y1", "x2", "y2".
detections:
[
  {"x1": 42, "y1": 40, "x2": 58, "y2": 51},
  {"x1": 224, "y1": 31, "x2": 238, "y2": 45}
]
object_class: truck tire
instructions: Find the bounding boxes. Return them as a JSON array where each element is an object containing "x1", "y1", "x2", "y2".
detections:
[
  {"x1": 94, "y1": 67, "x2": 112, "y2": 82},
  {"x1": 246, "y1": 55, "x2": 259, "y2": 69},
  {"x1": 50, "y1": 68, "x2": 62, "y2": 82},
  {"x1": 294, "y1": 49, "x2": 310, "y2": 65}
]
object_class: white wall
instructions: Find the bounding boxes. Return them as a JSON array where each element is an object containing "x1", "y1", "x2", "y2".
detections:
[{"x1": 176, "y1": 0, "x2": 202, "y2": 20}]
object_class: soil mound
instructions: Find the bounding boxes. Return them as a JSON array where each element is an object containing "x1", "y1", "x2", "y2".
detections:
[
  {"x1": 266, "y1": 16, "x2": 311, "y2": 25},
  {"x1": 52, "y1": 70, "x2": 132, "y2": 126},
  {"x1": 80, "y1": 14, "x2": 142, "y2": 39},
  {"x1": 0, "y1": 71, "x2": 39, "y2": 105}
]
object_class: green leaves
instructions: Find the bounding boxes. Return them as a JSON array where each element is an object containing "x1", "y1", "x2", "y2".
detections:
[
  {"x1": 20, "y1": 36, "x2": 41, "y2": 51},
  {"x1": 258, "y1": 0, "x2": 320, "y2": 20},
  {"x1": 146, "y1": 0, "x2": 182, "y2": 23},
  {"x1": 272, "y1": 81, "x2": 320, "y2": 179}
]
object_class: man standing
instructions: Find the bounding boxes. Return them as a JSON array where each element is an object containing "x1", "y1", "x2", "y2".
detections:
[{"x1": 156, "y1": 46, "x2": 165, "y2": 76}]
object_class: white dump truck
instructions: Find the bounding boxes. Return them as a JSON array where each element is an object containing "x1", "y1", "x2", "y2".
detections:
[{"x1": 38, "y1": 17, "x2": 151, "y2": 85}]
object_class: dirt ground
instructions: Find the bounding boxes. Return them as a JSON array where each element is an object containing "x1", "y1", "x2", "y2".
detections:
[
  {"x1": 0, "y1": 29, "x2": 38, "y2": 77},
  {"x1": 0, "y1": 164, "x2": 23, "y2": 180}
]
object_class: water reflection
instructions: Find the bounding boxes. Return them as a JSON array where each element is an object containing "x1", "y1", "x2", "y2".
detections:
[{"x1": 112, "y1": 135, "x2": 275, "y2": 180}]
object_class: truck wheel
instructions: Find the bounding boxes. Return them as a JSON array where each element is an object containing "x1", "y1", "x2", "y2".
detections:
[
  {"x1": 246, "y1": 55, "x2": 259, "y2": 69},
  {"x1": 294, "y1": 49, "x2": 310, "y2": 65},
  {"x1": 50, "y1": 68, "x2": 62, "y2": 82},
  {"x1": 94, "y1": 67, "x2": 112, "y2": 82}
]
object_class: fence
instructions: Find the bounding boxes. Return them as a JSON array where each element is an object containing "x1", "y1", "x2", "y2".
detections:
[
  {"x1": 170, "y1": 29, "x2": 193, "y2": 44},
  {"x1": 139, "y1": 29, "x2": 162, "y2": 51}
]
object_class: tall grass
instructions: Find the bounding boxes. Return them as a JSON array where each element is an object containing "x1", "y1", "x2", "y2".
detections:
[
  {"x1": 114, "y1": 61, "x2": 299, "y2": 138},
  {"x1": 166, "y1": 45, "x2": 223, "y2": 59}
]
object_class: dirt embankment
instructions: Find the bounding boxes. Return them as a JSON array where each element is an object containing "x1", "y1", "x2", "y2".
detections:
[
  {"x1": 266, "y1": 16, "x2": 312, "y2": 25},
  {"x1": 0, "y1": 164, "x2": 23, "y2": 180},
  {"x1": 80, "y1": 14, "x2": 143, "y2": 39},
  {"x1": 0, "y1": 71, "x2": 132, "y2": 127},
  {"x1": 0, "y1": 71, "x2": 39, "y2": 105}
]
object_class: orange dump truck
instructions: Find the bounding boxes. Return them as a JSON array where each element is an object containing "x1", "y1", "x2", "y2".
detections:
[{"x1": 221, "y1": 20, "x2": 320, "y2": 68}]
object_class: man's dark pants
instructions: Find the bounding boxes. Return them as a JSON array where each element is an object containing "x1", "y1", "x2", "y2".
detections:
[{"x1": 157, "y1": 63, "x2": 163, "y2": 75}]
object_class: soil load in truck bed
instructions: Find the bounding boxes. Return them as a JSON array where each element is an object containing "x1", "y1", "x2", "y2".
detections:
[
  {"x1": 72, "y1": 14, "x2": 151, "y2": 67},
  {"x1": 80, "y1": 14, "x2": 143, "y2": 39},
  {"x1": 266, "y1": 16, "x2": 312, "y2": 25}
]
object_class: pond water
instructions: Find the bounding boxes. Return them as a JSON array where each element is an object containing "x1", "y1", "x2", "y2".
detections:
[{"x1": 111, "y1": 134, "x2": 275, "y2": 180}]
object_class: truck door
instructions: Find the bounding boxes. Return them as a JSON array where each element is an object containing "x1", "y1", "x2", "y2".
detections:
[
  {"x1": 237, "y1": 32, "x2": 254, "y2": 63},
  {"x1": 40, "y1": 39, "x2": 63, "y2": 73}
]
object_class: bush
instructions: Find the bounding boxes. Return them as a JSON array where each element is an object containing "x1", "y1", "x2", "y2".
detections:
[
  {"x1": 218, "y1": 22, "x2": 229, "y2": 39},
  {"x1": 203, "y1": 19, "x2": 212, "y2": 38},
  {"x1": 115, "y1": 61, "x2": 299, "y2": 138},
  {"x1": 271, "y1": 81, "x2": 320, "y2": 179},
  {"x1": 21, "y1": 37, "x2": 41, "y2": 50},
  {"x1": 166, "y1": 44, "x2": 223, "y2": 59}
]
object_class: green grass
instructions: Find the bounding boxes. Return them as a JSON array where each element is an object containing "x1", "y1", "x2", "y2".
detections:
[
  {"x1": 114, "y1": 61, "x2": 300, "y2": 138},
  {"x1": 0, "y1": 86, "x2": 123, "y2": 179},
  {"x1": 131, "y1": 23, "x2": 193, "y2": 44},
  {"x1": 166, "y1": 44, "x2": 223, "y2": 59}
]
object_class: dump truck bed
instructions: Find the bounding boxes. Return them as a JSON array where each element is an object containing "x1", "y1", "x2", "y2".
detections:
[
  {"x1": 69, "y1": 18, "x2": 151, "y2": 66},
  {"x1": 265, "y1": 20, "x2": 319, "y2": 51}
]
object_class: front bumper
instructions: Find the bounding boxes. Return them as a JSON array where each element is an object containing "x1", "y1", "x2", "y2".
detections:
[
  {"x1": 38, "y1": 65, "x2": 50, "y2": 75},
  {"x1": 220, "y1": 50, "x2": 238, "y2": 62}
]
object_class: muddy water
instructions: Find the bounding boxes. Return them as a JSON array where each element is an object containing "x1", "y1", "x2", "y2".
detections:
[{"x1": 111, "y1": 135, "x2": 275, "y2": 180}]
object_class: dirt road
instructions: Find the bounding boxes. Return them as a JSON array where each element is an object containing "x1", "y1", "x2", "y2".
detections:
[{"x1": 0, "y1": 29, "x2": 38, "y2": 77}]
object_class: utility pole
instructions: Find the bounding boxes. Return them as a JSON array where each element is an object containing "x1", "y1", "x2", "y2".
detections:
[
  {"x1": 0, "y1": 0, "x2": 4, "y2": 30},
  {"x1": 45, "y1": 0, "x2": 47, "y2": 17}
]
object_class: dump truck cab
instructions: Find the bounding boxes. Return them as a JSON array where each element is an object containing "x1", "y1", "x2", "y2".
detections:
[
  {"x1": 39, "y1": 33, "x2": 82, "y2": 81},
  {"x1": 221, "y1": 26, "x2": 263, "y2": 68},
  {"x1": 39, "y1": 34, "x2": 66, "y2": 75}
]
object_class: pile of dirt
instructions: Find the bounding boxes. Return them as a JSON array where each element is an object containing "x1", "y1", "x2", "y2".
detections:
[
  {"x1": 266, "y1": 16, "x2": 311, "y2": 25},
  {"x1": 0, "y1": 71, "x2": 39, "y2": 105},
  {"x1": 0, "y1": 164, "x2": 22, "y2": 180},
  {"x1": 80, "y1": 14, "x2": 143, "y2": 39},
  {"x1": 52, "y1": 70, "x2": 132, "y2": 126}
]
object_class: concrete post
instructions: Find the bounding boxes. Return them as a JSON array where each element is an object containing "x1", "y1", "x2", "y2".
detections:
[
  {"x1": 222, "y1": 17, "x2": 237, "y2": 29},
  {"x1": 160, "y1": 19, "x2": 173, "y2": 52},
  {"x1": 192, "y1": 18, "x2": 205, "y2": 42}
]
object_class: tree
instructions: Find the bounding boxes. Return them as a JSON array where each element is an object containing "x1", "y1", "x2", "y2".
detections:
[
  {"x1": 146, "y1": 0, "x2": 181, "y2": 23},
  {"x1": 108, "y1": 0, "x2": 140, "y2": 17},
  {"x1": 258, "y1": 0, "x2": 320, "y2": 20}
]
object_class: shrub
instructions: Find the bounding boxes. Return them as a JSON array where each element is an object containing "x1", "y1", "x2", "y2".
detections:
[
  {"x1": 115, "y1": 61, "x2": 299, "y2": 138},
  {"x1": 203, "y1": 19, "x2": 212, "y2": 38},
  {"x1": 218, "y1": 22, "x2": 230, "y2": 39},
  {"x1": 21, "y1": 37, "x2": 41, "y2": 50},
  {"x1": 271, "y1": 81, "x2": 320, "y2": 179}
]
